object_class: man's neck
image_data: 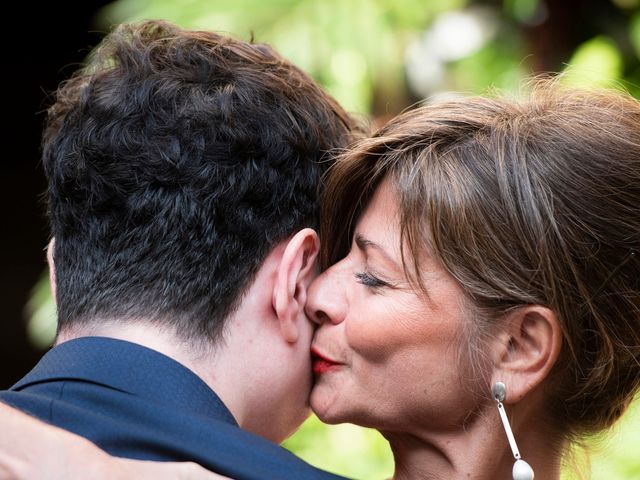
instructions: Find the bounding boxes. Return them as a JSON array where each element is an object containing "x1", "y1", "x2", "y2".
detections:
[
  {"x1": 56, "y1": 320, "x2": 212, "y2": 370},
  {"x1": 54, "y1": 318, "x2": 300, "y2": 444},
  {"x1": 55, "y1": 321, "x2": 230, "y2": 416}
]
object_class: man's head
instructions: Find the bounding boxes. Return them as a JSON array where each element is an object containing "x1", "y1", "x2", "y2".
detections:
[{"x1": 43, "y1": 20, "x2": 360, "y2": 349}]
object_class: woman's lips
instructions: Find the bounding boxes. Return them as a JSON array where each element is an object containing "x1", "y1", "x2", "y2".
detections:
[{"x1": 311, "y1": 347, "x2": 342, "y2": 375}]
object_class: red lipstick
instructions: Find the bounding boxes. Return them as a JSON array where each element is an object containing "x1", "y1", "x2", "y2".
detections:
[{"x1": 311, "y1": 347, "x2": 341, "y2": 375}]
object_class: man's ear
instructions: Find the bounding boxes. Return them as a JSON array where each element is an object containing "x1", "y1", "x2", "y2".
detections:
[
  {"x1": 490, "y1": 305, "x2": 563, "y2": 403},
  {"x1": 272, "y1": 228, "x2": 320, "y2": 343},
  {"x1": 46, "y1": 238, "x2": 57, "y2": 304}
]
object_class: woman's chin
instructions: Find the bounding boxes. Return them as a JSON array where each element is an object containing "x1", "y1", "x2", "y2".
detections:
[
  {"x1": 309, "y1": 388, "x2": 346, "y2": 425},
  {"x1": 310, "y1": 390, "x2": 374, "y2": 428}
]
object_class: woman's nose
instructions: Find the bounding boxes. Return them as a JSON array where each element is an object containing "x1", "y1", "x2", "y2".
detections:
[{"x1": 305, "y1": 261, "x2": 348, "y2": 326}]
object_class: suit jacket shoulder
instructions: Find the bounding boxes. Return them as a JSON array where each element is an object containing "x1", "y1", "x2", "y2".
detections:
[{"x1": 0, "y1": 337, "x2": 350, "y2": 480}]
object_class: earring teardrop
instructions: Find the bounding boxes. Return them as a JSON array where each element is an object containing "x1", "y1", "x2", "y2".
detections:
[{"x1": 512, "y1": 459, "x2": 534, "y2": 480}]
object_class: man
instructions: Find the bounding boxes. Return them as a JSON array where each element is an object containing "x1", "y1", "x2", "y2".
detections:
[{"x1": 0, "y1": 19, "x2": 362, "y2": 479}]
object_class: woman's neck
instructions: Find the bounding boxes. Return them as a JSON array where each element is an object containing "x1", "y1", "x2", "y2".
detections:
[{"x1": 381, "y1": 405, "x2": 564, "y2": 480}]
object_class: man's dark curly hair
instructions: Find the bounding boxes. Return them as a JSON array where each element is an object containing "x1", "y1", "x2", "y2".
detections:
[{"x1": 43, "y1": 19, "x2": 362, "y2": 345}]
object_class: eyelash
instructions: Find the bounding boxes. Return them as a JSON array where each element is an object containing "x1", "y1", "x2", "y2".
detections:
[{"x1": 355, "y1": 271, "x2": 389, "y2": 289}]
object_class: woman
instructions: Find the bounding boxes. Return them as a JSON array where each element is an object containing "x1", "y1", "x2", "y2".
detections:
[{"x1": 306, "y1": 80, "x2": 640, "y2": 479}]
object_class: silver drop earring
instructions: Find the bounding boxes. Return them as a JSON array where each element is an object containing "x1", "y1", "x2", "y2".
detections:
[{"x1": 492, "y1": 382, "x2": 535, "y2": 480}]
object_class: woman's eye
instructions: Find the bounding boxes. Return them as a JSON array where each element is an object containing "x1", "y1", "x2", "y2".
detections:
[{"x1": 355, "y1": 271, "x2": 389, "y2": 289}]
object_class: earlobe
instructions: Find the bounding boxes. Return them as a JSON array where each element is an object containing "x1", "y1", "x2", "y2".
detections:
[
  {"x1": 272, "y1": 228, "x2": 320, "y2": 343},
  {"x1": 47, "y1": 238, "x2": 57, "y2": 304},
  {"x1": 491, "y1": 305, "x2": 563, "y2": 403}
]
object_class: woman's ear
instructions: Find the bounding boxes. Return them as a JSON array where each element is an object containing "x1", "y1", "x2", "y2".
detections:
[
  {"x1": 47, "y1": 238, "x2": 57, "y2": 304},
  {"x1": 272, "y1": 228, "x2": 320, "y2": 343},
  {"x1": 490, "y1": 305, "x2": 563, "y2": 403}
]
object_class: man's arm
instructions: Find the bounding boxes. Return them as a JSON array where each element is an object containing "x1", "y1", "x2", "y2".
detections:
[{"x1": 0, "y1": 402, "x2": 229, "y2": 480}]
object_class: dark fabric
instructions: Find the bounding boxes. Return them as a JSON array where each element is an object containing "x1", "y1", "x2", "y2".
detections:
[{"x1": 0, "y1": 337, "x2": 349, "y2": 480}]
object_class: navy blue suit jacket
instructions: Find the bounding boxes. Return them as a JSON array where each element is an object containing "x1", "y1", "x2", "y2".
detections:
[{"x1": 0, "y1": 337, "x2": 349, "y2": 480}]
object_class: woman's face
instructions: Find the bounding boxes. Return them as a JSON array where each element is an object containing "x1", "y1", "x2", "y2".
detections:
[{"x1": 306, "y1": 179, "x2": 479, "y2": 432}]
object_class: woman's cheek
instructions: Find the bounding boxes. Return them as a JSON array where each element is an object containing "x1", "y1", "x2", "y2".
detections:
[{"x1": 344, "y1": 301, "x2": 410, "y2": 362}]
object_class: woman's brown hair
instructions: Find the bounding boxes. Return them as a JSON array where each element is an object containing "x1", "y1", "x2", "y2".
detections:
[{"x1": 320, "y1": 79, "x2": 640, "y2": 440}]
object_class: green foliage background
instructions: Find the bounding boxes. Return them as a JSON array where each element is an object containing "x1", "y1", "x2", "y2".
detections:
[{"x1": 27, "y1": 1, "x2": 640, "y2": 478}]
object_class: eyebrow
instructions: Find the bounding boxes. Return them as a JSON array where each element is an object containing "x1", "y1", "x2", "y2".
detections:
[{"x1": 354, "y1": 233, "x2": 398, "y2": 267}]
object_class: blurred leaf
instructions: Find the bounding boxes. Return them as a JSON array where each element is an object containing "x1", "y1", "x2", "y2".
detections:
[
  {"x1": 630, "y1": 12, "x2": 640, "y2": 59},
  {"x1": 283, "y1": 414, "x2": 393, "y2": 479},
  {"x1": 561, "y1": 36, "x2": 623, "y2": 87},
  {"x1": 504, "y1": 0, "x2": 540, "y2": 23},
  {"x1": 445, "y1": 20, "x2": 526, "y2": 95},
  {"x1": 24, "y1": 273, "x2": 56, "y2": 350},
  {"x1": 562, "y1": 398, "x2": 640, "y2": 479}
]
